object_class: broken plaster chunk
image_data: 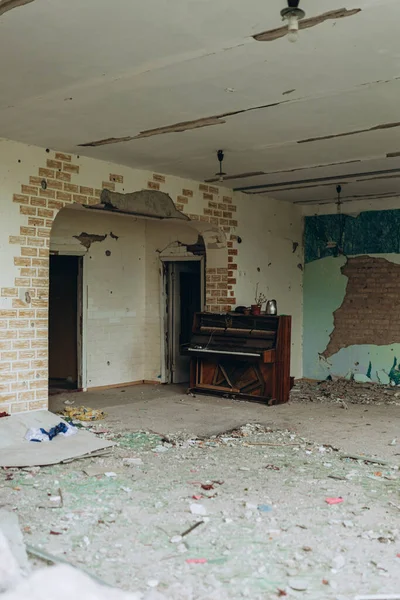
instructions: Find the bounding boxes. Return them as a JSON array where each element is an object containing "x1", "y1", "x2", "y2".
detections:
[
  {"x1": 289, "y1": 578, "x2": 309, "y2": 591},
  {"x1": 170, "y1": 535, "x2": 183, "y2": 544},
  {"x1": 190, "y1": 503, "x2": 207, "y2": 516},
  {"x1": 122, "y1": 458, "x2": 143, "y2": 466}
]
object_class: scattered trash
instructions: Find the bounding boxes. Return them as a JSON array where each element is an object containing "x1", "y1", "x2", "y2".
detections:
[
  {"x1": 289, "y1": 578, "x2": 309, "y2": 591},
  {"x1": 341, "y1": 454, "x2": 389, "y2": 466},
  {"x1": 265, "y1": 464, "x2": 280, "y2": 470},
  {"x1": 180, "y1": 521, "x2": 204, "y2": 538},
  {"x1": 192, "y1": 495, "x2": 202, "y2": 500},
  {"x1": 257, "y1": 504, "x2": 273, "y2": 512},
  {"x1": 277, "y1": 589, "x2": 287, "y2": 597},
  {"x1": 170, "y1": 535, "x2": 183, "y2": 544},
  {"x1": 25, "y1": 422, "x2": 77, "y2": 443},
  {"x1": 147, "y1": 579, "x2": 159, "y2": 588},
  {"x1": 201, "y1": 483, "x2": 214, "y2": 491},
  {"x1": 185, "y1": 558, "x2": 207, "y2": 564},
  {"x1": 322, "y1": 579, "x2": 329, "y2": 585},
  {"x1": 332, "y1": 555, "x2": 346, "y2": 570},
  {"x1": 190, "y1": 503, "x2": 207, "y2": 516},
  {"x1": 63, "y1": 400, "x2": 75, "y2": 406},
  {"x1": 343, "y1": 520, "x2": 354, "y2": 528},
  {"x1": 389, "y1": 439, "x2": 397, "y2": 446},
  {"x1": 325, "y1": 497, "x2": 344, "y2": 505},
  {"x1": 49, "y1": 531, "x2": 62, "y2": 536},
  {"x1": 0, "y1": 412, "x2": 10, "y2": 418},
  {"x1": 122, "y1": 458, "x2": 143, "y2": 466},
  {"x1": 104, "y1": 472, "x2": 117, "y2": 478},
  {"x1": 302, "y1": 546, "x2": 312, "y2": 552},
  {"x1": 152, "y1": 445, "x2": 170, "y2": 453},
  {"x1": 61, "y1": 406, "x2": 107, "y2": 421}
]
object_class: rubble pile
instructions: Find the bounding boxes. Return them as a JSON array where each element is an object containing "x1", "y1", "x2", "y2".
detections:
[{"x1": 290, "y1": 377, "x2": 400, "y2": 406}]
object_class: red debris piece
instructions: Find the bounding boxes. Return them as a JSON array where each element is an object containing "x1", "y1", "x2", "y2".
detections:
[
  {"x1": 277, "y1": 589, "x2": 287, "y2": 597},
  {"x1": 325, "y1": 497, "x2": 344, "y2": 505},
  {"x1": 266, "y1": 465, "x2": 280, "y2": 471},
  {"x1": 192, "y1": 495, "x2": 202, "y2": 500},
  {"x1": 186, "y1": 558, "x2": 207, "y2": 564},
  {"x1": 201, "y1": 484, "x2": 214, "y2": 491},
  {"x1": 50, "y1": 531, "x2": 62, "y2": 535},
  {"x1": 0, "y1": 412, "x2": 9, "y2": 418}
]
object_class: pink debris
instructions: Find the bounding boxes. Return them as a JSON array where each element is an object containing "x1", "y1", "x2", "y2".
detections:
[
  {"x1": 325, "y1": 497, "x2": 344, "y2": 505},
  {"x1": 186, "y1": 558, "x2": 207, "y2": 564},
  {"x1": 192, "y1": 495, "x2": 202, "y2": 500}
]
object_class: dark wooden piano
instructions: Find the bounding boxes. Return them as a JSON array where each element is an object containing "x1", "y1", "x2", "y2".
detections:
[{"x1": 186, "y1": 312, "x2": 292, "y2": 405}]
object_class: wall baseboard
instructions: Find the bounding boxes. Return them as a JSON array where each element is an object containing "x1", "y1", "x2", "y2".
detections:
[{"x1": 87, "y1": 380, "x2": 161, "y2": 391}]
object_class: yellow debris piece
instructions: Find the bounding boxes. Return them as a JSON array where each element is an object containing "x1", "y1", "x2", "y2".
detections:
[{"x1": 62, "y1": 406, "x2": 107, "y2": 421}]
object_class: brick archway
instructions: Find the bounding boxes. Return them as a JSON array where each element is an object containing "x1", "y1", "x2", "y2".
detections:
[{"x1": 2, "y1": 150, "x2": 239, "y2": 412}]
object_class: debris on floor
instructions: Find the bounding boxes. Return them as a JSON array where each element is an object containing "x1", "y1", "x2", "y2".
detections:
[
  {"x1": 61, "y1": 406, "x2": 107, "y2": 421},
  {"x1": 291, "y1": 378, "x2": 400, "y2": 405},
  {"x1": 1, "y1": 414, "x2": 399, "y2": 599},
  {"x1": 0, "y1": 411, "x2": 114, "y2": 468}
]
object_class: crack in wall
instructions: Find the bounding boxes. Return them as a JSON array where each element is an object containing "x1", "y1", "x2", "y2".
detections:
[
  {"x1": 235, "y1": 167, "x2": 400, "y2": 192},
  {"x1": 298, "y1": 121, "x2": 400, "y2": 144},
  {"x1": 0, "y1": 0, "x2": 34, "y2": 16},
  {"x1": 78, "y1": 100, "x2": 291, "y2": 147},
  {"x1": 253, "y1": 8, "x2": 361, "y2": 42}
]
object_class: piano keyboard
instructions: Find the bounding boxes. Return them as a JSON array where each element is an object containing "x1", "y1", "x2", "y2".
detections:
[{"x1": 188, "y1": 347, "x2": 261, "y2": 357}]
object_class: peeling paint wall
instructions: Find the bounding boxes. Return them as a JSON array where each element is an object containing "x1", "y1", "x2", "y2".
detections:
[
  {"x1": 304, "y1": 209, "x2": 400, "y2": 384},
  {"x1": 0, "y1": 137, "x2": 303, "y2": 412}
]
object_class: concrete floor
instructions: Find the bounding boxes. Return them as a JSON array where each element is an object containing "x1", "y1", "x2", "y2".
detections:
[{"x1": 50, "y1": 383, "x2": 400, "y2": 461}]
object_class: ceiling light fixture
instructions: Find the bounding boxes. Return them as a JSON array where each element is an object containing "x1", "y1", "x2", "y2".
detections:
[
  {"x1": 216, "y1": 150, "x2": 226, "y2": 183},
  {"x1": 280, "y1": 0, "x2": 306, "y2": 43}
]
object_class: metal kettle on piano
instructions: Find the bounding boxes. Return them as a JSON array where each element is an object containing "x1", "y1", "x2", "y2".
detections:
[{"x1": 265, "y1": 299, "x2": 277, "y2": 315}]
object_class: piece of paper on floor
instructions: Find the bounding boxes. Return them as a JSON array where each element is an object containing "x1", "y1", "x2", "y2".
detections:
[{"x1": 0, "y1": 411, "x2": 114, "y2": 468}]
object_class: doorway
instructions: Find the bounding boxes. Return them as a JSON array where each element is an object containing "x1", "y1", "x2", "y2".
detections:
[
  {"x1": 164, "y1": 259, "x2": 203, "y2": 384},
  {"x1": 48, "y1": 254, "x2": 83, "y2": 391}
]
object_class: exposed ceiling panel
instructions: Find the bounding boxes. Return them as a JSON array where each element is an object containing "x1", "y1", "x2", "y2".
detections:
[{"x1": 0, "y1": 0, "x2": 399, "y2": 204}]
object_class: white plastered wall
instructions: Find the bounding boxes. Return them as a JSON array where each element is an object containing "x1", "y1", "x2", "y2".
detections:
[{"x1": 235, "y1": 193, "x2": 304, "y2": 378}]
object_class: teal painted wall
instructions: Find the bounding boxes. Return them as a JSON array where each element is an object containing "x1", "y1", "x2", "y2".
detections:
[{"x1": 304, "y1": 210, "x2": 400, "y2": 383}]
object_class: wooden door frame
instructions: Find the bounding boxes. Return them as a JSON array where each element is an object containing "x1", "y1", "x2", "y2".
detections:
[
  {"x1": 159, "y1": 256, "x2": 205, "y2": 384},
  {"x1": 49, "y1": 251, "x2": 87, "y2": 390}
]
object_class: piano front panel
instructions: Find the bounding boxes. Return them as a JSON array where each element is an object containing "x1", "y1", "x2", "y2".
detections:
[
  {"x1": 188, "y1": 313, "x2": 291, "y2": 405},
  {"x1": 194, "y1": 358, "x2": 275, "y2": 401}
]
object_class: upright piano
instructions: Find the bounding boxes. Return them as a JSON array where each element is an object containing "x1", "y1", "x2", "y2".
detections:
[{"x1": 186, "y1": 312, "x2": 292, "y2": 405}]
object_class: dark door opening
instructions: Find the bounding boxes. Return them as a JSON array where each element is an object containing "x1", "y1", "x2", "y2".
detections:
[
  {"x1": 49, "y1": 254, "x2": 82, "y2": 391},
  {"x1": 166, "y1": 260, "x2": 202, "y2": 384}
]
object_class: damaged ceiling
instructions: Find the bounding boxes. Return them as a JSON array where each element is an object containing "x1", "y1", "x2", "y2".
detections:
[{"x1": 0, "y1": 0, "x2": 400, "y2": 205}]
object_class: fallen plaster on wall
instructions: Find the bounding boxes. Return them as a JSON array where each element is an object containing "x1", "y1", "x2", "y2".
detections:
[
  {"x1": 73, "y1": 232, "x2": 107, "y2": 249},
  {"x1": 97, "y1": 189, "x2": 189, "y2": 221},
  {"x1": 0, "y1": 0, "x2": 34, "y2": 17},
  {"x1": 253, "y1": 8, "x2": 361, "y2": 42}
]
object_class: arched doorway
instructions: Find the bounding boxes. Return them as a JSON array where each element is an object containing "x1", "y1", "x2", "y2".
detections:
[{"x1": 48, "y1": 203, "x2": 227, "y2": 392}]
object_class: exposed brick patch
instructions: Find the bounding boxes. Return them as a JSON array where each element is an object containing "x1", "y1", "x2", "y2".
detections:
[
  {"x1": 55, "y1": 152, "x2": 72, "y2": 162},
  {"x1": 323, "y1": 256, "x2": 400, "y2": 357},
  {"x1": 182, "y1": 189, "x2": 193, "y2": 197},
  {"x1": 148, "y1": 181, "x2": 160, "y2": 190},
  {"x1": 153, "y1": 174, "x2": 166, "y2": 183},
  {"x1": 110, "y1": 173, "x2": 124, "y2": 184},
  {"x1": 102, "y1": 181, "x2": 115, "y2": 191}
]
